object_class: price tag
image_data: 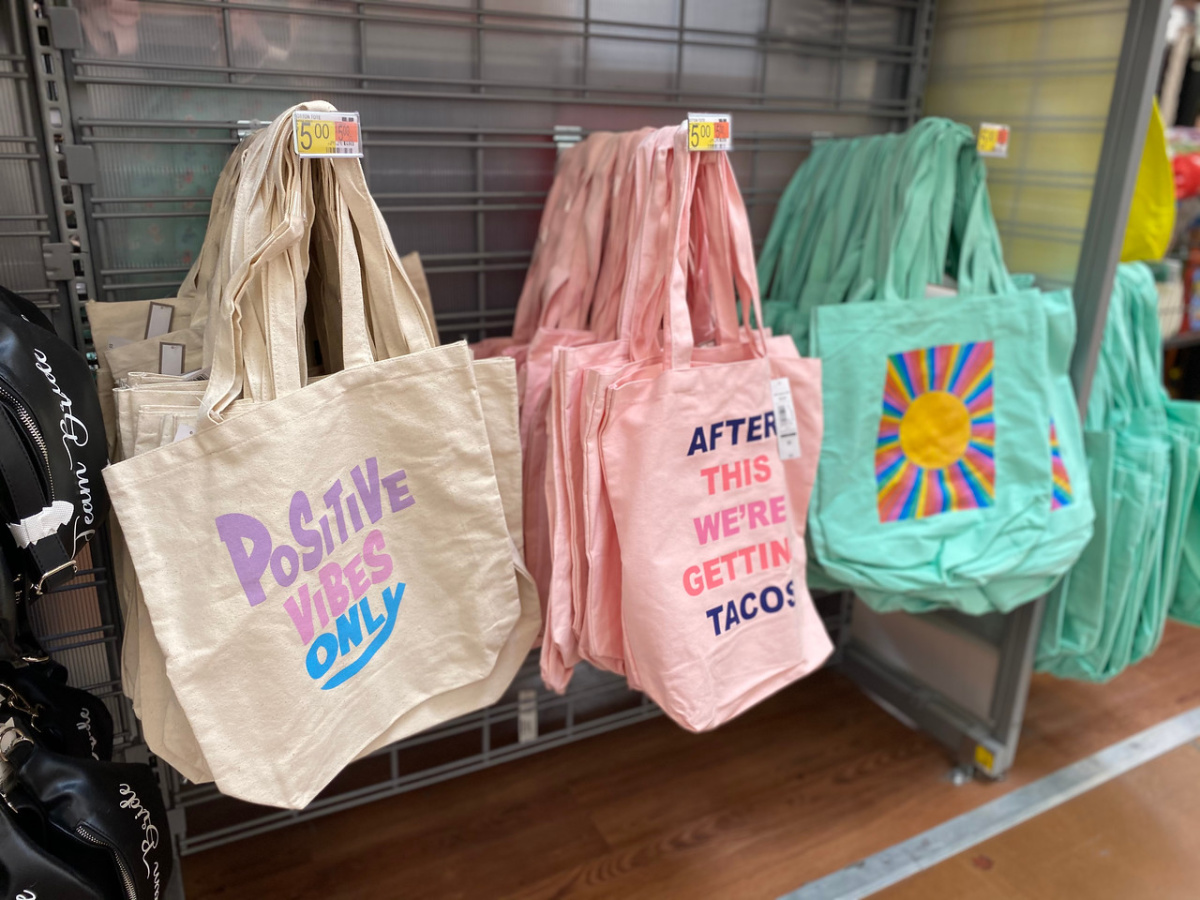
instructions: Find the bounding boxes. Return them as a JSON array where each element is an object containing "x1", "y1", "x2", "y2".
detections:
[
  {"x1": 159, "y1": 341, "x2": 185, "y2": 377},
  {"x1": 974, "y1": 743, "x2": 996, "y2": 775},
  {"x1": 172, "y1": 422, "x2": 196, "y2": 443},
  {"x1": 770, "y1": 377, "x2": 801, "y2": 460},
  {"x1": 292, "y1": 110, "x2": 363, "y2": 158},
  {"x1": 688, "y1": 113, "x2": 732, "y2": 152},
  {"x1": 977, "y1": 123, "x2": 1010, "y2": 158}
]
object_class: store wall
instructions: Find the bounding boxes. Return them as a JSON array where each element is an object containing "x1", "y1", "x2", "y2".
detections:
[{"x1": 923, "y1": 0, "x2": 1132, "y2": 287}]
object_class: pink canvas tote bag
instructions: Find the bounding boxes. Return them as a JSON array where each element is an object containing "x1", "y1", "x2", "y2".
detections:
[{"x1": 596, "y1": 128, "x2": 832, "y2": 730}]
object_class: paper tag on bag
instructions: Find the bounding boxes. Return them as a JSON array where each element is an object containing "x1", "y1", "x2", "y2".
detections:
[
  {"x1": 159, "y1": 341, "x2": 185, "y2": 377},
  {"x1": 106, "y1": 336, "x2": 132, "y2": 352},
  {"x1": 145, "y1": 301, "x2": 175, "y2": 339},
  {"x1": 293, "y1": 110, "x2": 363, "y2": 158},
  {"x1": 770, "y1": 378, "x2": 801, "y2": 460},
  {"x1": 172, "y1": 422, "x2": 196, "y2": 443},
  {"x1": 687, "y1": 113, "x2": 732, "y2": 152}
]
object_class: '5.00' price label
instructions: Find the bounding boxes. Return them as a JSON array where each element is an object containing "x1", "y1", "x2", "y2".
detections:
[
  {"x1": 293, "y1": 110, "x2": 363, "y2": 158},
  {"x1": 688, "y1": 113, "x2": 732, "y2": 152}
]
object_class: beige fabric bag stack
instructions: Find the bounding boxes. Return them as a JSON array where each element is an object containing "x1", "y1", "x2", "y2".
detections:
[{"x1": 102, "y1": 102, "x2": 537, "y2": 808}]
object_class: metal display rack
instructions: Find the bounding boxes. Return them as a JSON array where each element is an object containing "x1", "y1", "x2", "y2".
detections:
[{"x1": 0, "y1": 0, "x2": 1174, "y2": 894}]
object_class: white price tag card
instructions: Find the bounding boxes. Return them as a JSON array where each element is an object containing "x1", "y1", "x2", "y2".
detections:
[
  {"x1": 172, "y1": 422, "x2": 196, "y2": 443},
  {"x1": 293, "y1": 110, "x2": 362, "y2": 158},
  {"x1": 145, "y1": 301, "x2": 175, "y2": 339},
  {"x1": 770, "y1": 377, "x2": 801, "y2": 460},
  {"x1": 159, "y1": 341, "x2": 185, "y2": 377},
  {"x1": 687, "y1": 113, "x2": 732, "y2": 152},
  {"x1": 977, "y1": 123, "x2": 1010, "y2": 158}
]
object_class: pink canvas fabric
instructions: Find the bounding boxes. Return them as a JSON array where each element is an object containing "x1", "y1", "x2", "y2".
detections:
[
  {"x1": 540, "y1": 125, "x2": 806, "y2": 694},
  {"x1": 591, "y1": 129, "x2": 832, "y2": 729}
]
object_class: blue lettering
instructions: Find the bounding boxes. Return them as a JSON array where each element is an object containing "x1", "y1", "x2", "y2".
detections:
[
  {"x1": 688, "y1": 427, "x2": 708, "y2": 456},
  {"x1": 725, "y1": 599, "x2": 741, "y2": 631},
  {"x1": 747, "y1": 415, "x2": 762, "y2": 441},
  {"x1": 727, "y1": 417, "x2": 746, "y2": 445},
  {"x1": 761, "y1": 585, "x2": 784, "y2": 613},
  {"x1": 336, "y1": 606, "x2": 364, "y2": 655},
  {"x1": 740, "y1": 591, "x2": 758, "y2": 620},
  {"x1": 322, "y1": 582, "x2": 406, "y2": 690},
  {"x1": 706, "y1": 605, "x2": 723, "y2": 636},
  {"x1": 764, "y1": 411, "x2": 777, "y2": 438},
  {"x1": 305, "y1": 633, "x2": 338, "y2": 679},
  {"x1": 709, "y1": 421, "x2": 725, "y2": 450},
  {"x1": 359, "y1": 595, "x2": 385, "y2": 634},
  {"x1": 786, "y1": 580, "x2": 796, "y2": 607}
]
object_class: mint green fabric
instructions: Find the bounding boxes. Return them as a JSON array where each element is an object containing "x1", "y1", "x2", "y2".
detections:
[
  {"x1": 1038, "y1": 263, "x2": 1200, "y2": 681},
  {"x1": 810, "y1": 293, "x2": 1053, "y2": 613},
  {"x1": 762, "y1": 117, "x2": 1093, "y2": 615}
]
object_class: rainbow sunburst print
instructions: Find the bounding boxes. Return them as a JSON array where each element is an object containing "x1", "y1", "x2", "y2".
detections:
[
  {"x1": 876, "y1": 341, "x2": 995, "y2": 522},
  {"x1": 1050, "y1": 420, "x2": 1072, "y2": 510}
]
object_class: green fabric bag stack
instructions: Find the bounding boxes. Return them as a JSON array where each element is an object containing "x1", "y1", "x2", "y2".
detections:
[
  {"x1": 760, "y1": 117, "x2": 1094, "y2": 616},
  {"x1": 1038, "y1": 263, "x2": 1200, "y2": 680}
]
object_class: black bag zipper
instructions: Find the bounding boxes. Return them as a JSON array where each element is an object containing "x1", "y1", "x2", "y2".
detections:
[
  {"x1": 0, "y1": 383, "x2": 53, "y2": 500},
  {"x1": 75, "y1": 823, "x2": 137, "y2": 900}
]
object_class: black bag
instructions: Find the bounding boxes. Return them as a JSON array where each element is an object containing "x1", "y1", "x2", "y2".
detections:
[
  {"x1": 0, "y1": 285, "x2": 109, "y2": 594},
  {"x1": 0, "y1": 800, "x2": 107, "y2": 899},
  {"x1": 0, "y1": 659, "x2": 114, "y2": 761},
  {"x1": 1, "y1": 716, "x2": 172, "y2": 900}
]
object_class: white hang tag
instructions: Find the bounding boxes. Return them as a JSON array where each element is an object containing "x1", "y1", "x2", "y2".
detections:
[
  {"x1": 172, "y1": 422, "x2": 196, "y2": 443},
  {"x1": 145, "y1": 301, "x2": 175, "y2": 339},
  {"x1": 106, "y1": 336, "x2": 132, "y2": 352},
  {"x1": 159, "y1": 341, "x2": 185, "y2": 377},
  {"x1": 770, "y1": 378, "x2": 801, "y2": 460},
  {"x1": 293, "y1": 110, "x2": 363, "y2": 158}
]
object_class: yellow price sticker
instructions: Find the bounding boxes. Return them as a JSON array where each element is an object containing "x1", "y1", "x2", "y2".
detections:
[
  {"x1": 292, "y1": 111, "x2": 363, "y2": 158},
  {"x1": 974, "y1": 743, "x2": 996, "y2": 774},
  {"x1": 976, "y1": 123, "x2": 1009, "y2": 159},
  {"x1": 687, "y1": 113, "x2": 732, "y2": 152}
]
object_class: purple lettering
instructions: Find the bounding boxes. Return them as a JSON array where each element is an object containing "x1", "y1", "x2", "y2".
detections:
[
  {"x1": 289, "y1": 491, "x2": 323, "y2": 572},
  {"x1": 350, "y1": 458, "x2": 384, "y2": 524},
  {"x1": 215, "y1": 513, "x2": 272, "y2": 607},
  {"x1": 382, "y1": 470, "x2": 415, "y2": 513},
  {"x1": 324, "y1": 480, "x2": 348, "y2": 543}
]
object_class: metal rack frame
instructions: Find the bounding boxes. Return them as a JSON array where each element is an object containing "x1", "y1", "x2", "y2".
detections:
[{"x1": 0, "y1": 0, "x2": 1173, "y2": 894}]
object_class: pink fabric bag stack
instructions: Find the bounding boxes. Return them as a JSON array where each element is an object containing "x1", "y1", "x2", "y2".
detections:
[{"x1": 540, "y1": 124, "x2": 832, "y2": 730}]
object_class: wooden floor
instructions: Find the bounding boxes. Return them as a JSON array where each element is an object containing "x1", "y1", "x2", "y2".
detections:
[
  {"x1": 183, "y1": 621, "x2": 1200, "y2": 900},
  {"x1": 877, "y1": 743, "x2": 1200, "y2": 900}
]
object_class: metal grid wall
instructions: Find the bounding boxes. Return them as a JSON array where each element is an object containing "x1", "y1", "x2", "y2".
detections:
[
  {"x1": 2, "y1": 0, "x2": 930, "y2": 862},
  {"x1": 60, "y1": 0, "x2": 928, "y2": 340},
  {"x1": 0, "y1": 0, "x2": 135, "y2": 751}
]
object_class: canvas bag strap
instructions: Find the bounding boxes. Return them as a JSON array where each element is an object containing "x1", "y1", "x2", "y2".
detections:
[
  {"x1": 201, "y1": 103, "x2": 321, "y2": 420},
  {"x1": 621, "y1": 126, "x2": 682, "y2": 360},
  {"x1": 331, "y1": 154, "x2": 435, "y2": 359}
]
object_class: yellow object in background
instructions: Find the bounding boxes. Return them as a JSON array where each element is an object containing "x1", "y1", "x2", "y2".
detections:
[{"x1": 1121, "y1": 99, "x2": 1175, "y2": 263}]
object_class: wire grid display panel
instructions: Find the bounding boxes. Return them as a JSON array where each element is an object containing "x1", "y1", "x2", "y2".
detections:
[
  {"x1": 0, "y1": 0, "x2": 54, "y2": 305},
  {"x1": 0, "y1": 0, "x2": 134, "y2": 747},
  {"x1": 61, "y1": 0, "x2": 927, "y2": 340}
]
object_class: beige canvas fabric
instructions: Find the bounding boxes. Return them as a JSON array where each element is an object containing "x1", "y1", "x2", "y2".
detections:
[
  {"x1": 104, "y1": 103, "x2": 527, "y2": 808},
  {"x1": 87, "y1": 297, "x2": 201, "y2": 456}
]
